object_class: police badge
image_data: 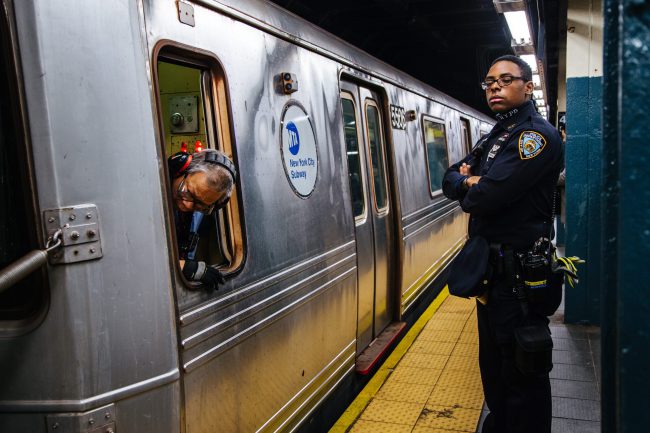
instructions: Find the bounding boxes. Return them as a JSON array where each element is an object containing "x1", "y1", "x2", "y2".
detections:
[{"x1": 518, "y1": 131, "x2": 547, "y2": 160}]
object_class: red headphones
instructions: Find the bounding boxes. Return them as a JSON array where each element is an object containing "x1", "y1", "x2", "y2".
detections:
[{"x1": 168, "y1": 149, "x2": 237, "y2": 181}]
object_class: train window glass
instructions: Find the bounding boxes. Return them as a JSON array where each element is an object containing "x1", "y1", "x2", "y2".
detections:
[
  {"x1": 0, "y1": 12, "x2": 45, "y2": 322},
  {"x1": 423, "y1": 118, "x2": 449, "y2": 195},
  {"x1": 365, "y1": 101, "x2": 388, "y2": 211},
  {"x1": 155, "y1": 52, "x2": 244, "y2": 279},
  {"x1": 460, "y1": 118, "x2": 472, "y2": 155},
  {"x1": 341, "y1": 95, "x2": 366, "y2": 220}
]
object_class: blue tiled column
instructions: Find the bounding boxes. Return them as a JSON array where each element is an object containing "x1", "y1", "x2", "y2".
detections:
[{"x1": 565, "y1": 77, "x2": 602, "y2": 325}]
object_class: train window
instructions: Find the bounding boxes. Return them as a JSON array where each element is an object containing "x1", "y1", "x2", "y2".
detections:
[
  {"x1": 155, "y1": 49, "x2": 244, "y2": 281},
  {"x1": 341, "y1": 94, "x2": 366, "y2": 220},
  {"x1": 0, "y1": 9, "x2": 46, "y2": 322},
  {"x1": 365, "y1": 101, "x2": 389, "y2": 212},
  {"x1": 422, "y1": 117, "x2": 450, "y2": 195},
  {"x1": 460, "y1": 118, "x2": 472, "y2": 156}
]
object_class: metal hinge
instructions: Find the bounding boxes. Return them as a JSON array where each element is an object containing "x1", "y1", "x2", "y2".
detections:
[
  {"x1": 43, "y1": 204, "x2": 103, "y2": 264},
  {"x1": 46, "y1": 404, "x2": 115, "y2": 433}
]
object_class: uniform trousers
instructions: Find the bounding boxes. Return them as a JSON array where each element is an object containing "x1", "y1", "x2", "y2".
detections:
[{"x1": 476, "y1": 278, "x2": 552, "y2": 433}]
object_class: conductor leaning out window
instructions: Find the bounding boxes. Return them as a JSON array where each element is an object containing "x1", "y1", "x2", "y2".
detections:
[
  {"x1": 442, "y1": 55, "x2": 563, "y2": 433},
  {"x1": 168, "y1": 149, "x2": 237, "y2": 290}
]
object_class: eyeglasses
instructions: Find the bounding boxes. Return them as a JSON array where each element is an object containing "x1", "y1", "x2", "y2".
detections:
[
  {"x1": 176, "y1": 174, "x2": 223, "y2": 214},
  {"x1": 481, "y1": 75, "x2": 526, "y2": 90}
]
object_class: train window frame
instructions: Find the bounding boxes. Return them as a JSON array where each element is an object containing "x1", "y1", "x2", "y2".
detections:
[
  {"x1": 340, "y1": 92, "x2": 368, "y2": 225},
  {"x1": 0, "y1": 1, "x2": 49, "y2": 331},
  {"x1": 363, "y1": 98, "x2": 390, "y2": 216},
  {"x1": 460, "y1": 117, "x2": 472, "y2": 156},
  {"x1": 421, "y1": 115, "x2": 451, "y2": 198},
  {"x1": 152, "y1": 43, "x2": 245, "y2": 288}
]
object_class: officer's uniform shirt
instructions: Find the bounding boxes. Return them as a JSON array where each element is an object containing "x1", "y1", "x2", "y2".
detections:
[{"x1": 443, "y1": 100, "x2": 563, "y2": 250}]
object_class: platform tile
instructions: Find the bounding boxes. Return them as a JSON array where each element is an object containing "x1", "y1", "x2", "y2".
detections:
[
  {"x1": 418, "y1": 328, "x2": 463, "y2": 343},
  {"x1": 550, "y1": 379, "x2": 600, "y2": 400},
  {"x1": 551, "y1": 417, "x2": 600, "y2": 433},
  {"x1": 416, "y1": 404, "x2": 481, "y2": 432},
  {"x1": 348, "y1": 419, "x2": 414, "y2": 433},
  {"x1": 375, "y1": 380, "x2": 434, "y2": 404},
  {"x1": 458, "y1": 332, "x2": 479, "y2": 344},
  {"x1": 410, "y1": 340, "x2": 456, "y2": 356},
  {"x1": 438, "y1": 297, "x2": 476, "y2": 314},
  {"x1": 436, "y1": 369, "x2": 483, "y2": 390},
  {"x1": 450, "y1": 343, "x2": 479, "y2": 358},
  {"x1": 426, "y1": 319, "x2": 471, "y2": 332},
  {"x1": 359, "y1": 399, "x2": 424, "y2": 425},
  {"x1": 445, "y1": 355, "x2": 480, "y2": 372},
  {"x1": 388, "y1": 367, "x2": 443, "y2": 386},
  {"x1": 400, "y1": 352, "x2": 449, "y2": 370},
  {"x1": 462, "y1": 321, "x2": 479, "y2": 334},
  {"x1": 552, "y1": 396, "x2": 601, "y2": 422},
  {"x1": 553, "y1": 337, "x2": 591, "y2": 352},
  {"x1": 427, "y1": 385, "x2": 485, "y2": 410},
  {"x1": 552, "y1": 349, "x2": 593, "y2": 366},
  {"x1": 550, "y1": 363, "x2": 597, "y2": 382}
]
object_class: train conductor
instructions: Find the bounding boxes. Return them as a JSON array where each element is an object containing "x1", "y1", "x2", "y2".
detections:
[{"x1": 168, "y1": 148, "x2": 237, "y2": 289}]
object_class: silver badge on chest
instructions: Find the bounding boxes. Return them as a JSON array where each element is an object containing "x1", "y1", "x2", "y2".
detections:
[{"x1": 487, "y1": 144, "x2": 501, "y2": 160}]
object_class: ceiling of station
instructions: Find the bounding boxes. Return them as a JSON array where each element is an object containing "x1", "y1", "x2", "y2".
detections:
[{"x1": 268, "y1": 0, "x2": 564, "y2": 121}]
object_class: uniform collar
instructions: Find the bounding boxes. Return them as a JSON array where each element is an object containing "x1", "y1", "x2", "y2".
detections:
[{"x1": 494, "y1": 100, "x2": 537, "y2": 131}]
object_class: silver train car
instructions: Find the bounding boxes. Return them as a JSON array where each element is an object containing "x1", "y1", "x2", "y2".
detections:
[{"x1": 0, "y1": 0, "x2": 494, "y2": 432}]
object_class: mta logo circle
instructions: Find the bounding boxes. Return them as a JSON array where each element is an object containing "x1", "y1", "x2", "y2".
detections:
[{"x1": 286, "y1": 122, "x2": 300, "y2": 155}]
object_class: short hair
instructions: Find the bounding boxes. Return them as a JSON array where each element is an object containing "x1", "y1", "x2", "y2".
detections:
[
  {"x1": 490, "y1": 55, "x2": 533, "y2": 82},
  {"x1": 186, "y1": 149, "x2": 234, "y2": 200}
]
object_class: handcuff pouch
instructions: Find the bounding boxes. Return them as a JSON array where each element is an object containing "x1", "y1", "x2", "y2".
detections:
[{"x1": 513, "y1": 324, "x2": 553, "y2": 376}]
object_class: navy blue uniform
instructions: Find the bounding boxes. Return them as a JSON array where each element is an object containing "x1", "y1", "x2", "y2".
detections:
[{"x1": 443, "y1": 100, "x2": 562, "y2": 433}]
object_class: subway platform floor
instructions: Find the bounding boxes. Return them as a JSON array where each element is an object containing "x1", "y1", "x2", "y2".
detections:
[{"x1": 329, "y1": 287, "x2": 601, "y2": 433}]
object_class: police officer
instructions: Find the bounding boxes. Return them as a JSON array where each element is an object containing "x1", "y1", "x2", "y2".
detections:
[
  {"x1": 442, "y1": 55, "x2": 563, "y2": 433},
  {"x1": 169, "y1": 148, "x2": 236, "y2": 289}
]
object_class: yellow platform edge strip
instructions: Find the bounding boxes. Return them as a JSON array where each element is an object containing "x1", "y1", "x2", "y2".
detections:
[{"x1": 328, "y1": 286, "x2": 450, "y2": 433}]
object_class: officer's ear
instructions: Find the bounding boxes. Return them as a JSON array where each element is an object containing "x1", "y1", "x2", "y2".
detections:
[{"x1": 524, "y1": 80, "x2": 535, "y2": 99}]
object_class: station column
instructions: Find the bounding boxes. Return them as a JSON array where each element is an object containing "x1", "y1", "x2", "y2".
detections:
[{"x1": 602, "y1": 0, "x2": 650, "y2": 432}]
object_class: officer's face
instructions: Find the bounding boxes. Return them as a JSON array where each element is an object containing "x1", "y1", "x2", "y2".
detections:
[
  {"x1": 484, "y1": 61, "x2": 534, "y2": 113},
  {"x1": 172, "y1": 172, "x2": 224, "y2": 213}
]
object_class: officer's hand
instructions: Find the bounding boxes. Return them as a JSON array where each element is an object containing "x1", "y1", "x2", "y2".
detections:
[
  {"x1": 459, "y1": 163, "x2": 472, "y2": 176},
  {"x1": 466, "y1": 176, "x2": 481, "y2": 188},
  {"x1": 182, "y1": 260, "x2": 225, "y2": 290}
]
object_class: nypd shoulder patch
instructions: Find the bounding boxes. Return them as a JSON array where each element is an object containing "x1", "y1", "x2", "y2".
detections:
[{"x1": 518, "y1": 131, "x2": 547, "y2": 160}]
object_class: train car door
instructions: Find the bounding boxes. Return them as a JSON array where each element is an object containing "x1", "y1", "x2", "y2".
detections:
[{"x1": 340, "y1": 81, "x2": 395, "y2": 356}]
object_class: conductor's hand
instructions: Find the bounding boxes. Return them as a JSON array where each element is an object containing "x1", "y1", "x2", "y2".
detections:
[
  {"x1": 459, "y1": 163, "x2": 472, "y2": 176},
  {"x1": 182, "y1": 260, "x2": 225, "y2": 289}
]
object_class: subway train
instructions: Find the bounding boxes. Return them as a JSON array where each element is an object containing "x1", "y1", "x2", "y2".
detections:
[{"x1": 0, "y1": 0, "x2": 494, "y2": 432}]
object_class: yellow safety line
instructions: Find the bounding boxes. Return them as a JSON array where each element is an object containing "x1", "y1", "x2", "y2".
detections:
[{"x1": 328, "y1": 286, "x2": 450, "y2": 433}]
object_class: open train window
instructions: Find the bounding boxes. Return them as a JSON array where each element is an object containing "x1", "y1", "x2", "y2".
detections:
[
  {"x1": 154, "y1": 46, "x2": 243, "y2": 284},
  {"x1": 0, "y1": 5, "x2": 46, "y2": 324},
  {"x1": 340, "y1": 93, "x2": 367, "y2": 222},
  {"x1": 422, "y1": 116, "x2": 450, "y2": 196}
]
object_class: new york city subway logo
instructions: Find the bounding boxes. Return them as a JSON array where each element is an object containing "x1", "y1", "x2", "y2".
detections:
[
  {"x1": 518, "y1": 130, "x2": 546, "y2": 160},
  {"x1": 287, "y1": 121, "x2": 300, "y2": 155}
]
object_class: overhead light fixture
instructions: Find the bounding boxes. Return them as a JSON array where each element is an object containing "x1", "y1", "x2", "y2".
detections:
[
  {"x1": 504, "y1": 11, "x2": 532, "y2": 45},
  {"x1": 533, "y1": 90, "x2": 544, "y2": 99}
]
